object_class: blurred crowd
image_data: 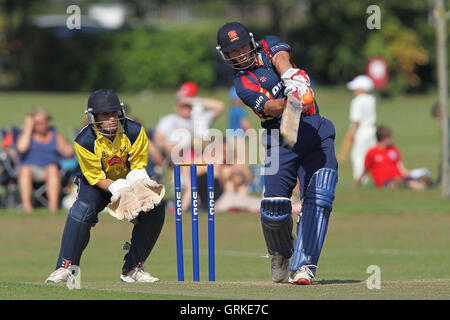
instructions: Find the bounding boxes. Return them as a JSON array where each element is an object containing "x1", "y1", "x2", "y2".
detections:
[
  {"x1": 338, "y1": 75, "x2": 434, "y2": 191},
  {"x1": 0, "y1": 78, "x2": 442, "y2": 213},
  {"x1": 0, "y1": 82, "x2": 275, "y2": 214}
]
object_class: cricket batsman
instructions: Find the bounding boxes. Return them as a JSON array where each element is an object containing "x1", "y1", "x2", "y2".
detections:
[
  {"x1": 216, "y1": 22, "x2": 338, "y2": 284},
  {"x1": 45, "y1": 89, "x2": 165, "y2": 284}
]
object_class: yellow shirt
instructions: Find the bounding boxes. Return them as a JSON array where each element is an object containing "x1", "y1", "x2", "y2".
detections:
[{"x1": 73, "y1": 118, "x2": 149, "y2": 186}]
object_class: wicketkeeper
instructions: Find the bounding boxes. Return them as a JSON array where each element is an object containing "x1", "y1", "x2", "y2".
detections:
[{"x1": 45, "y1": 89, "x2": 165, "y2": 284}]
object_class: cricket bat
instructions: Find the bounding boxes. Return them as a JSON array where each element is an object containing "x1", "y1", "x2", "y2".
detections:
[{"x1": 280, "y1": 92, "x2": 314, "y2": 146}]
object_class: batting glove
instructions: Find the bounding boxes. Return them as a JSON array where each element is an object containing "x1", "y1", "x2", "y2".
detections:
[
  {"x1": 281, "y1": 68, "x2": 311, "y2": 86},
  {"x1": 281, "y1": 68, "x2": 312, "y2": 96},
  {"x1": 281, "y1": 68, "x2": 315, "y2": 109}
]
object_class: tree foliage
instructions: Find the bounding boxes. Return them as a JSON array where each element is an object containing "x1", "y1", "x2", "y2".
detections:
[
  {"x1": 1, "y1": 0, "x2": 446, "y2": 93},
  {"x1": 286, "y1": 0, "x2": 440, "y2": 93}
]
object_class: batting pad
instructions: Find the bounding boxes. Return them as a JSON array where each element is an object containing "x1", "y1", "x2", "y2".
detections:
[
  {"x1": 289, "y1": 168, "x2": 338, "y2": 274},
  {"x1": 56, "y1": 200, "x2": 97, "y2": 268},
  {"x1": 260, "y1": 197, "x2": 294, "y2": 259}
]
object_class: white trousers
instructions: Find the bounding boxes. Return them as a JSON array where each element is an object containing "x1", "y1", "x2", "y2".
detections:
[{"x1": 351, "y1": 127, "x2": 376, "y2": 181}]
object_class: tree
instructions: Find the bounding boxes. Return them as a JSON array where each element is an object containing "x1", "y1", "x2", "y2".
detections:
[{"x1": 435, "y1": 0, "x2": 450, "y2": 197}]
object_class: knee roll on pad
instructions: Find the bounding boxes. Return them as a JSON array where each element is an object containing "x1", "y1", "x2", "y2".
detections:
[
  {"x1": 260, "y1": 197, "x2": 292, "y2": 227},
  {"x1": 304, "y1": 168, "x2": 338, "y2": 210},
  {"x1": 289, "y1": 168, "x2": 338, "y2": 273},
  {"x1": 69, "y1": 200, "x2": 98, "y2": 226},
  {"x1": 260, "y1": 197, "x2": 294, "y2": 258}
]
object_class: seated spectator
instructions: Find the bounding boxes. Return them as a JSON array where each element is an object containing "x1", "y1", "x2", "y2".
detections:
[
  {"x1": 154, "y1": 81, "x2": 225, "y2": 161},
  {"x1": 221, "y1": 155, "x2": 254, "y2": 196},
  {"x1": 15, "y1": 107, "x2": 74, "y2": 212},
  {"x1": 354, "y1": 125, "x2": 430, "y2": 190},
  {"x1": 180, "y1": 139, "x2": 261, "y2": 214}
]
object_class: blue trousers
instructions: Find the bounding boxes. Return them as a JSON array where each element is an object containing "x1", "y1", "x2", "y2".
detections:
[
  {"x1": 261, "y1": 114, "x2": 338, "y2": 271},
  {"x1": 264, "y1": 114, "x2": 338, "y2": 198}
]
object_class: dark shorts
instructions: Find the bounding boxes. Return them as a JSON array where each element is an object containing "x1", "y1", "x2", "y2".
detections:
[{"x1": 264, "y1": 114, "x2": 338, "y2": 198}]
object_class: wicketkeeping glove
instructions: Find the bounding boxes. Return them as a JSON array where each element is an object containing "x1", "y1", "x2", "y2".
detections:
[
  {"x1": 126, "y1": 169, "x2": 165, "y2": 213},
  {"x1": 106, "y1": 179, "x2": 143, "y2": 222}
]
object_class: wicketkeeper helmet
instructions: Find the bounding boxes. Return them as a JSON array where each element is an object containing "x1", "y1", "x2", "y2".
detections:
[{"x1": 85, "y1": 89, "x2": 126, "y2": 137}]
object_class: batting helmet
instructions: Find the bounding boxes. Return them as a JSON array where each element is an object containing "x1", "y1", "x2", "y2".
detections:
[{"x1": 216, "y1": 22, "x2": 257, "y2": 71}]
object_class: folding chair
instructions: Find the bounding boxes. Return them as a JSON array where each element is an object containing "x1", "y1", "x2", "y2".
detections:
[
  {"x1": 0, "y1": 126, "x2": 77, "y2": 210},
  {"x1": 0, "y1": 152, "x2": 21, "y2": 209},
  {"x1": 30, "y1": 165, "x2": 75, "y2": 208}
]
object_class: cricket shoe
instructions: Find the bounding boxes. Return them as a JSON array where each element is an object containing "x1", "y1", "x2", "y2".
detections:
[
  {"x1": 120, "y1": 267, "x2": 160, "y2": 283},
  {"x1": 288, "y1": 265, "x2": 316, "y2": 285},
  {"x1": 270, "y1": 253, "x2": 289, "y2": 283},
  {"x1": 45, "y1": 267, "x2": 73, "y2": 284}
]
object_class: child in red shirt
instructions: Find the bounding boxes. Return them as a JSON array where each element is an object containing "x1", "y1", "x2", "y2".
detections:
[{"x1": 354, "y1": 125, "x2": 428, "y2": 190}]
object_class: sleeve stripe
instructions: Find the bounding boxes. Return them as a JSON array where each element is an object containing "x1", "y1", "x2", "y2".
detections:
[
  {"x1": 242, "y1": 71, "x2": 274, "y2": 100},
  {"x1": 240, "y1": 74, "x2": 261, "y2": 93},
  {"x1": 259, "y1": 40, "x2": 273, "y2": 60},
  {"x1": 247, "y1": 71, "x2": 273, "y2": 100},
  {"x1": 260, "y1": 88, "x2": 272, "y2": 99}
]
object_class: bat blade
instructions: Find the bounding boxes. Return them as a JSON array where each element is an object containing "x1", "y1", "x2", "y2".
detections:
[{"x1": 280, "y1": 94, "x2": 302, "y2": 146}]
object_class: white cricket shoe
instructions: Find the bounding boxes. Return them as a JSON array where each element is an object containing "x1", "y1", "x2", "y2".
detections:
[
  {"x1": 271, "y1": 253, "x2": 289, "y2": 283},
  {"x1": 288, "y1": 265, "x2": 316, "y2": 285},
  {"x1": 120, "y1": 267, "x2": 160, "y2": 283},
  {"x1": 45, "y1": 267, "x2": 72, "y2": 284}
]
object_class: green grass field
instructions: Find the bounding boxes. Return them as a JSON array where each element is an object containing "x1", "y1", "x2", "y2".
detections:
[{"x1": 0, "y1": 87, "x2": 449, "y2": 300}]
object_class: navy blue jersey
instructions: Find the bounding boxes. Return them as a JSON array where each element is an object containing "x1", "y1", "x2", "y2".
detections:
[{"x1": 234, "y1": 35, "x2": 319, "y2": 130}]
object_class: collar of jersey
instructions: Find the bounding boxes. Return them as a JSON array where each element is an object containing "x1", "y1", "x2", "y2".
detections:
[
  {"x1": 93, "y1": 121, "x2": 125, "y2": 140},
  {"x1": 237, "y1": 53, "x2": 265, "y2": 74}
]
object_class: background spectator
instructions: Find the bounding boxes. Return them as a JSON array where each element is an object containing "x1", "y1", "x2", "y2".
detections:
[
  {"x1": 221, "y1": 150, "x2": 254, "y2": 196},
  {"x1": 227, "y1": 86, "x2": 252, "y2": 165},
  {"x1": 154, "y1": 82, "x2": 225, "y2": 162},
  {"x1": 180, "y1": 139, "x2": 261, "y2": 214},
  {"x1": 354, "y1": 125, "x2": 430, "y2": 190},
  {"x1": 15, "y1": 107, "x2": 74, "y2": 212},
  {"x1": 227, "y1": 86, "x2": 252, "y2": 136},
  {"x1": 338, "y1": 75, "x2": 377, "y2": 182}
]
